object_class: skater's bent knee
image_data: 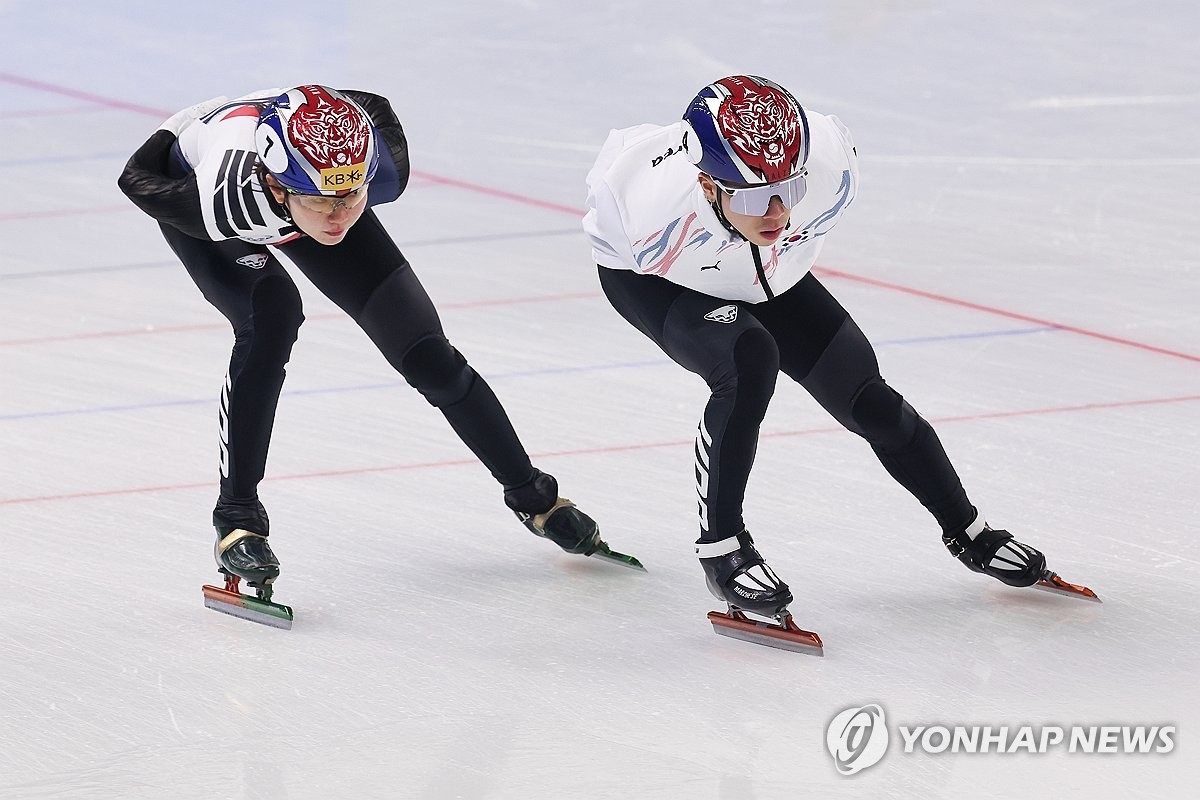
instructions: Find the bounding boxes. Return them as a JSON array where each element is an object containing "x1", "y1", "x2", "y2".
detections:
[
  {"x1": 704, "y1": 328, "x2": 778, "y2": 420},
  {"x1": 711, "y1": 327, "x2": 778, "y2": 395},
  {"x1": 400, "y1": 334, "x2": 474, "y2": 406},
  {"x1": 733, "y1": 327, "x2": 780, "y2": 379},
  {"x1": 249, "y1": 275, "x2": 305, "y2": 342},
  {"x1": 232, "y1": 277, "x2": 304, "y2": 367},
  {"x1": 849, "y1": 378, "x2": 917, "y2": 449}
]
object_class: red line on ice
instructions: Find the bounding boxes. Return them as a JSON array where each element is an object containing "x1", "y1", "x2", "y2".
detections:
[
  {"x1": 0, "y1": 292, "x2": 602, "y2": 346},
  {"x1": 408, "y1": 170, "x2": 583, "y2": 216},
  {"x1": 3, "y1": 394, "x2": 1196, "y2": 506},
  {"x1": 0, "y1": 72, "x2": 173, "y2": 116},
  {"x1": 0, "y1": 204, "x2": 134, "y2": 222},
  {"x1": 811, "y1": 267, "x2": 1200, "y2": 364}
]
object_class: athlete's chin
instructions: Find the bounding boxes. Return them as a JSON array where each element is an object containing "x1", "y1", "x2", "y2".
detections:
[
  {"x1": 746, "y1": 227, "x2": 785, "y2": 246},
  {"x1": 734, "y1": 217, "x2": 790, "y2": 246},
  {"x1": 311, "y1": 230, "x2": 348, "y2": 246}
]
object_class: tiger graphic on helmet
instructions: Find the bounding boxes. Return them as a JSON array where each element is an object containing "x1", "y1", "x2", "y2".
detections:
[
  {"x1": 286, "y1": 86, "x2": 372, "y2": 178},
  {"x1": 682, "y1": 75, "x2": 810, "y2": 187},
  {"x1": 255, "y1": 85, "x2": 379, "y2": 195},
  {"x1": 713, "y1": 76, "x2": 802, "y2": 183}
]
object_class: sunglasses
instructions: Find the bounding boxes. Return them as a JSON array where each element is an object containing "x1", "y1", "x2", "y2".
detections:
[
  {"x1": 284, "y1": 185, "x2": 369, "y2": 214},
  {"x1": 714, "y1": 168, "x2": 808, "y2": 216}
]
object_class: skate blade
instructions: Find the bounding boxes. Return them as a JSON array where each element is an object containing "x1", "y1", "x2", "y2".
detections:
[
  {"x1": 1034, "y1": 573, "x2": 1100, "y2": 602},
  {"x1": 202, "y1": 584, "x2": 294, "y2": 629},
  {"x1": 590, "y1": 542, "x2": 646, "y2": 571},
  {"x1": 707, "y1": 609, "x2": 824, "y2": 656}
]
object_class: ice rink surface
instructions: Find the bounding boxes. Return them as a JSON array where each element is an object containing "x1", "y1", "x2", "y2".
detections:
[{"x1": 2, "y1": 2, "x2": 1198, "y2": 798}]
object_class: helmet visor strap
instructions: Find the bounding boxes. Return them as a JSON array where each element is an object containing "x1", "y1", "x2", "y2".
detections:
[{"x1": 717, "y1": 170, "x2": 807, "y2": 216}]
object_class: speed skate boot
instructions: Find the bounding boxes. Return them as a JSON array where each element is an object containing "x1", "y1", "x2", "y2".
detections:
[
  {"x1": 943, "y1": 514, "x2": 1098, "y2": 601},
  {"x1": 215, "y1": 530, "x2": 280, "y2": 591},
  {"x1": 504, "y1": 469, "x2": 644, "y2": 570},
  {"x1": 201, "y1": 496, "x2": 294, "y2": 628},
  {"x1": 698, "y1": 530, "x2": 822, "y2": 655}
]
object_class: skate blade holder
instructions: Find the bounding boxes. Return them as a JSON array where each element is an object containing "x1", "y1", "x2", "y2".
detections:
[
  {"x1": 707, "y1": 607, "x2": 824, "y2": 656},
  {"x1": 1033, "y1": 573, "x2": 1101, "y2": 603},
  {"x1": 202, "y1": 575, "x2": 293, "y2": 629},
  {"x1": 590, "y1": 542, "x2": 646, "y2": 571}
]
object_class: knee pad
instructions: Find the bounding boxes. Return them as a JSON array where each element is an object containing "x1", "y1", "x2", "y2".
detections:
[
  {"x1": 711, "y1": 326, "x2": 778, "y2": 403},
  {"x1": 849, "y1": 378, "x2": 918, "y2": 450},
  {"x1": 233, "y1": 275, "x2": 304, "y2": 367},
  {"x1": 251, "y1": 275, "x2": 304, "y2": 336},
  {"x1": 399, "y1": 334, "x2": 475, "y2": 407}
]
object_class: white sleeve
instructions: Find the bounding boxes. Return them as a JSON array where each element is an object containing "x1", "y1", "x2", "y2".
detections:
[
  {"x1": 826, "y1": 114, "x2": 860, "y2": 192},
  {"x1": 583, "y1": 178, "x2": 635, "y2": 270},
  {"x1": 582, "y1": 128, "x2": 643, "y2": 270},
  {"x1": 158, "y1": 95, "x2": 228, "y2": 137}
]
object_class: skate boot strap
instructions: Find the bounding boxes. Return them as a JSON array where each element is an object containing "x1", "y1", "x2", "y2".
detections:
[
  {"x1": 694, "y1": 530, "x2": 756, "y2": 559},
  {"x1": 961, "y1": 528, "x2": 1016, "y2": 571},
  {"x1": 945, "y1": 519, "x2": 1047, "y2": 587},
  {"x1": 941, "y1": 515, "x2": 995, "y2": 561},
  {"x1": 217, "y1": 528, "x2": 268, "y2": 556},
  {"x1": 696, "y1": 531, "x2": 762, "y2": 586},
  {"x1": 516, "y1": 497, "x2": 602, "y2": 556},
  {"x1": 945, "y1": 521, "x2": 1029, "y2": 575},
  {"x1": 523, "y1": 497, "x2": 577, "y2": 532}
]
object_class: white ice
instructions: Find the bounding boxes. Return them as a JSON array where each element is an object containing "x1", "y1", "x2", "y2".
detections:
[{"x1": 1, "y1": 2, "x2": 1198, "y2": 798}]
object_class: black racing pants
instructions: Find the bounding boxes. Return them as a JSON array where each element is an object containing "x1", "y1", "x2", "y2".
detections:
[
  {"x1": 598, "y1": 266, "x2": 975, "y2": 542},
  {"x1": 159, "y1": 211, "x2": 536, "y2": 515}
]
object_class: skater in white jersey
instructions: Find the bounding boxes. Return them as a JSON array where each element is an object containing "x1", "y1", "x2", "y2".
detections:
[
  {"x1": 119, "y1": 85, "x2": 641, "y2": 626},
  {"x1": 583, "y1": 75, "x2": 1094, "y2": 650}
]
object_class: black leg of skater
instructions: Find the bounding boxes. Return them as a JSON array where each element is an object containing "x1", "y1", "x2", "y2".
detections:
[
  {"x1": 600, "y1": 266, "x2": 793, "y2": 607},
  {"x1": 758, "y1": 273, "x2": 1051, "y2": 587},
  {"x1": 281, "y1": 213, "x2": 641, "y2": 567},
  {"x1": 161, "y1": 225, "x2": 304, "y2": 595}
]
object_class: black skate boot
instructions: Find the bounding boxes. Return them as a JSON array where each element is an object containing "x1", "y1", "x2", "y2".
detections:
[
  {"x1": 212, "y1": 496, "x2": 279, "y2": 593},
  {"x1": 504, "y1": 470, "x2": 644, "y2": 570},
  {"x1": 214, "y1": 530, "x2": 280, "y2": 592},
  {"x1": 942, "y1": 515, "x2": 1047, "y2": 587},
  {"x1": 697, "y1": 530, "x2": 793, "y2": 615},
  {"x1": 202, "y1": 496, "x2": 293, "y2": 628},
  {"x1": 698, "y1": 530, "x2": 822, "y2": 655},
  {"x1": 943, "y1": 514, "x2": 1099, "y2": 601}
]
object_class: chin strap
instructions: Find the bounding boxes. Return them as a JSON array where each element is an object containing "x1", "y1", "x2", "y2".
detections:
[
  {"x1": 255, "y1": 162, "x2": 294, "y2": 223},
  {"x1": 271, "y1": 190, "x2": 293, "y2": 224},
  {"x1": 700, "y1": 172, "x2": 743, "y2": 241},
  {"x1": 708, "y1": 195, "x2": 743, "y2": 242}
]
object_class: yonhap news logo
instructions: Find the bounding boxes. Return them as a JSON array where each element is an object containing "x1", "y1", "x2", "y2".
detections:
[
  {"x1": 827, "y1": 704, "x2": 889, "y2": 775},
  {"x1": 826, "y1": 703, "x2": 1176, "y2": 776}
]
